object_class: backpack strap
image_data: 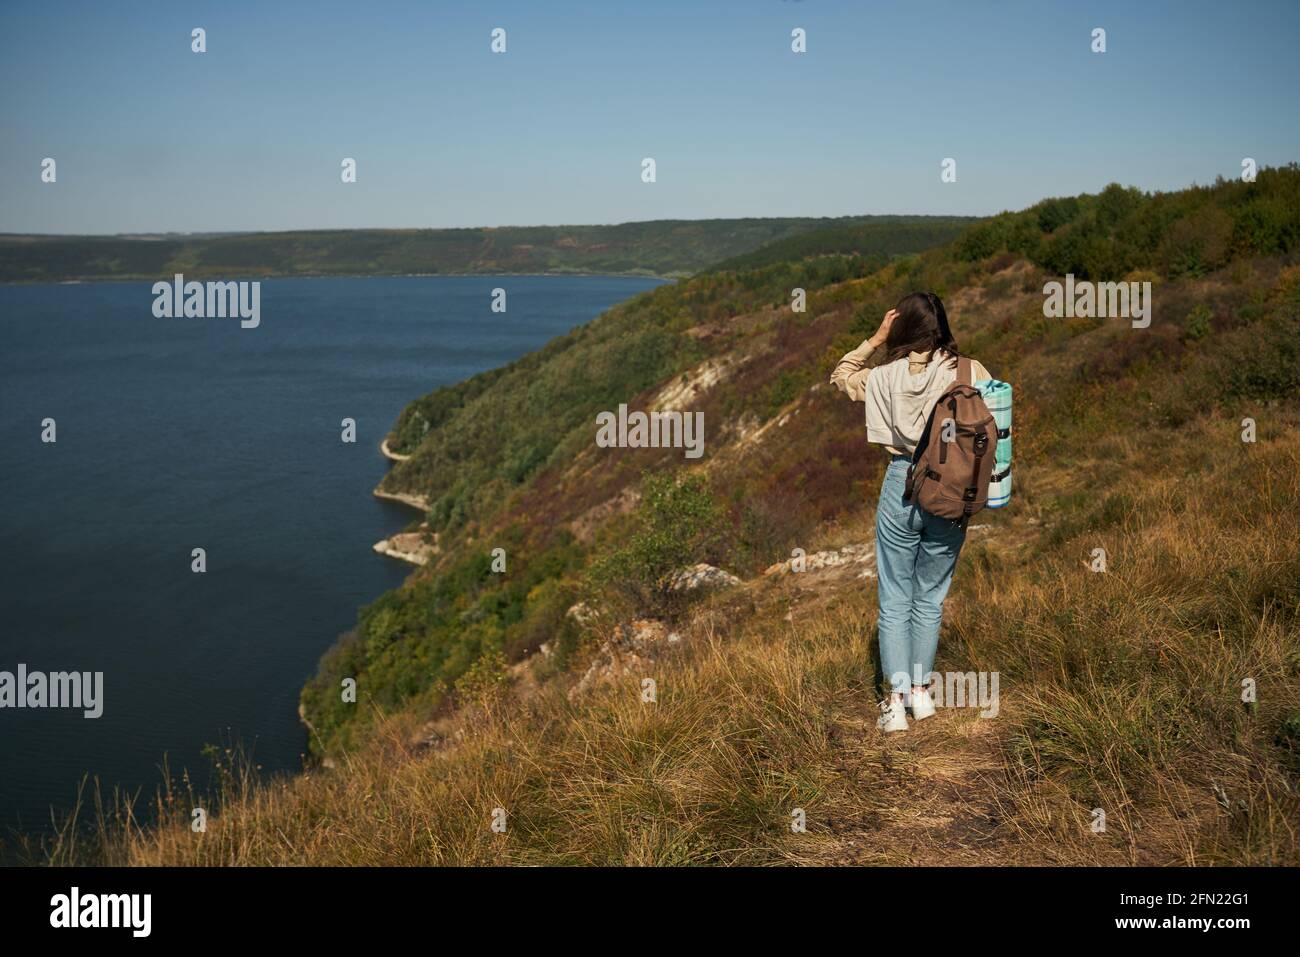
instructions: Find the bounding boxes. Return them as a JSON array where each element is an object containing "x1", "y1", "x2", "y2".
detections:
[
  {"x1": 904, "y1": 399, "x2": 943, "y2": 501},
  {"x1": 960, "y1": 441, "x2": 985, "y2": 530},
  {"x1": 958, "y1": 355, "x2": 973, "y2": 387}
]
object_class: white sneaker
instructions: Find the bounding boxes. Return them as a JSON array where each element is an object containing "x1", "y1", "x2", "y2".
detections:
[
  {"x1": 877, "y1": 698, "x2": 909, "y2": 733},
  {"x1": 909, "y1": 686, "x2": 936, "y2": 721}
]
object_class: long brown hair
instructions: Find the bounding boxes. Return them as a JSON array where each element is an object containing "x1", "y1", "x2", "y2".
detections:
[{"x1": 883, "y1": 291, "x2": 959, "y2": 365}]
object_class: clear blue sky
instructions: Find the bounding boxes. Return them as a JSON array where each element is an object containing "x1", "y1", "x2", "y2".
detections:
[{"x1": 3, "y1": 0, "x2": 1298, "y2": 234}]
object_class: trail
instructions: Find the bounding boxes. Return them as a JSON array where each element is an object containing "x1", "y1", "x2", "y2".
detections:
[
  {"x1": 819, "y1": 692, "x2": 1034, "y2": 865},
  {"x1": 762, "y1": 512, "x2": 1058, "y2": 866}
]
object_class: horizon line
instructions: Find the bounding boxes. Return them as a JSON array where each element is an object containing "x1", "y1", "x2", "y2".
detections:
[{"x1": 0, "y1": 212, "x2": 984, "y2": 240}]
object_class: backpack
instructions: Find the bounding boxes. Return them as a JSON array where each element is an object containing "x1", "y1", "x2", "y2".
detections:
[{"x1": 903, "y1": 355, "x2": 1003, "y2": 527}]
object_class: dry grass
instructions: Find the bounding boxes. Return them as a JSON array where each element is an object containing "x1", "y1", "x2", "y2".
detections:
[
  {"x1": 946, "y1": 416, "x2": 1300, "y2": 864},
  {"x1": 41, "y1": 414, "x2": 1297, "y2": 866}
]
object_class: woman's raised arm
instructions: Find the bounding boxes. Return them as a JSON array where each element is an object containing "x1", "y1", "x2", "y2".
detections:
[{"x1": 829, "y1": 309, "x2": 896, "y2": 402}]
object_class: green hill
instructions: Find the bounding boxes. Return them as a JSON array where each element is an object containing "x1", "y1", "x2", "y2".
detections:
[
  {"x1": 708, "y1": 215, "x2": 983, "y2": 272},
  {"x1": 0, "y1": 216, "x2": 975, "y2": 283}
]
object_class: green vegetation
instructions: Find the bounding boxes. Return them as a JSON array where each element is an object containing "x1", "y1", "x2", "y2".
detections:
[
  {"x1": 952, "y1": 174, "x2": 1300, "y2": 279},
  {"x1": 300, "y1": 522, "x2": 586, "y2": 753},
  {"x1": 0, "y1": 216, "x2": 964, "y2": 283},
  {"x1": 708, "y1": 215, "x2": 975, "y2": 271},
  {"x1": 590, "y1": 472, "x2": 721, "y2": 619}
]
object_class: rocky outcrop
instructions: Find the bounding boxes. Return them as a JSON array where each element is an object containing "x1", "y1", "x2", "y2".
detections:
[
  {"x1": 650, "y1": 355, "x2": 735, "y2": 411},
  {"x1": 668, "y1": 563, "x2": 741, "y2": 592},
  {"x1": 373, "y1": 526, "x2": 439, "y2": 566},
  {"x1": 566, "y1": 602, "x2": 600, "y2": 627},
  {"x1": 765, "y1": 543, "x2": 878, "y2": 580},
  {"x1": 373, "y1": 486, "x2": 431, "y2": 512}
]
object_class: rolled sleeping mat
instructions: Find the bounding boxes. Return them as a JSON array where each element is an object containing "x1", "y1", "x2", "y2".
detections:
[{"x1": 975, "y1": 378, "x2": 1012, "y2": 508}]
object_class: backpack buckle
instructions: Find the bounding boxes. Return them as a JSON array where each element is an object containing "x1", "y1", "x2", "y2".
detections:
[{"x1": 962, "y1": 487, "x2": 977, "y2": 501}]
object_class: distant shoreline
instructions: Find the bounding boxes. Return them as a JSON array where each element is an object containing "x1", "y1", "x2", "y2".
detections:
[
  {"x1": 2, "y1": 271, "x2": 681, "y2": 287},
  {"x1": 0, "y1": 216, "x2": 978, "y2": 286}
]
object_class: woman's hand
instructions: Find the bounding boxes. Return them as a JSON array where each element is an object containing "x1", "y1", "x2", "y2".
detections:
[{"x1": 868, "y1": 309, "x2": 898, "y2": 349}]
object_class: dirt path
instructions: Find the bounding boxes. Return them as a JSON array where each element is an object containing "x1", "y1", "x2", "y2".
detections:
[{"x1": 817, "y1": 695, "x2": 1039, "y2": 865}]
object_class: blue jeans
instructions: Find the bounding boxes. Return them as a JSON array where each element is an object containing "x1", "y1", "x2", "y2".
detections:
[{"x1": 875, "y1": 455, "x2": 967, "y2": 694}]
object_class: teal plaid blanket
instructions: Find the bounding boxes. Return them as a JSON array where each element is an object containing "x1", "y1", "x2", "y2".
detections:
[{"x1": 975, "y1": 378, "x2": 1012, "y2": 508}]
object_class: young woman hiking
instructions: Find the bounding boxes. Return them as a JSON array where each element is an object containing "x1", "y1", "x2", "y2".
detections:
[{"x1": 830, "y1": 292, "x2": 991, "y2": 733}]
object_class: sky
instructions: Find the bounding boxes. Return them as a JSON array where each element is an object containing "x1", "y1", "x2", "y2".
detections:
[{"x1": 2, "y1": 0, "x2": 1298, "y2": 234}]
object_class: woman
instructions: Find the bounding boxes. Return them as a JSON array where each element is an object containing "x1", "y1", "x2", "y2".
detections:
[{"x1": 830, "y1": 292, "x2": 991, "y2": 733}]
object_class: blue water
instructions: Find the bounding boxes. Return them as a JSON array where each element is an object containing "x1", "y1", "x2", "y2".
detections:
[{"x1": 0, "y1": 274, "x2": 664, "y2": 834}]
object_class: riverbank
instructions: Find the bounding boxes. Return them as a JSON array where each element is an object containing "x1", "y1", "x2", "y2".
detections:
[
  {"x1": 0, "y1": 269, "x2": 684, "y2": 286},
  {"x1": 372, "y1": 436, "x2": 435, "y2": 564},
  {"x1": 372, "y1": 485, "x2": 429, "y2": 512},
  {"x1": 379, "y1": 438, "x2": 411, "y2": 462}
]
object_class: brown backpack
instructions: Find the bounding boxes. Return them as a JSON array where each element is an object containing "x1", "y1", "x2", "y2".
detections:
[{"x1": 903, "y1": 356, "x2": 997, "y2": 527}]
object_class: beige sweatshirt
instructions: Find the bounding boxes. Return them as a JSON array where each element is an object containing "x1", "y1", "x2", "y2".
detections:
[{"x1": 830, "y1": 339, "x2": 991, "y2": 457}]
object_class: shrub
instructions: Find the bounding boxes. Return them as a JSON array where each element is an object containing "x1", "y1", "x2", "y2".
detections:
[
  {"x1": 1184, "y1": 303, "x2": 1213, "y2": 341},
  {"x1": 1216, "y1": 312, "x2": 1300, "y2": 402},
  {"x1": 502, "y1": 577, "x2": 583, "y2": 665},
  {"x1": 453, "y1": 648, "x2": 509, "y2": 708},
  {"x1": 763, "y1": 369, "x2": 807, "y2": 417},
  {"x1": 590, "y1": 472, "x2": 721, "y2": 618}
]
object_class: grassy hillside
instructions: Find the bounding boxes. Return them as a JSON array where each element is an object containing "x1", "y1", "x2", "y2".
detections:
[
  {"x1": 0, "y1": 216, "x2": 974, "y2": 283},
  {"x1": 31, "y1": 168, "x2": 1300, "y2": 866},
  {"x1": 708, "y1": 215, "x2": 981, "y2": 272}
]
